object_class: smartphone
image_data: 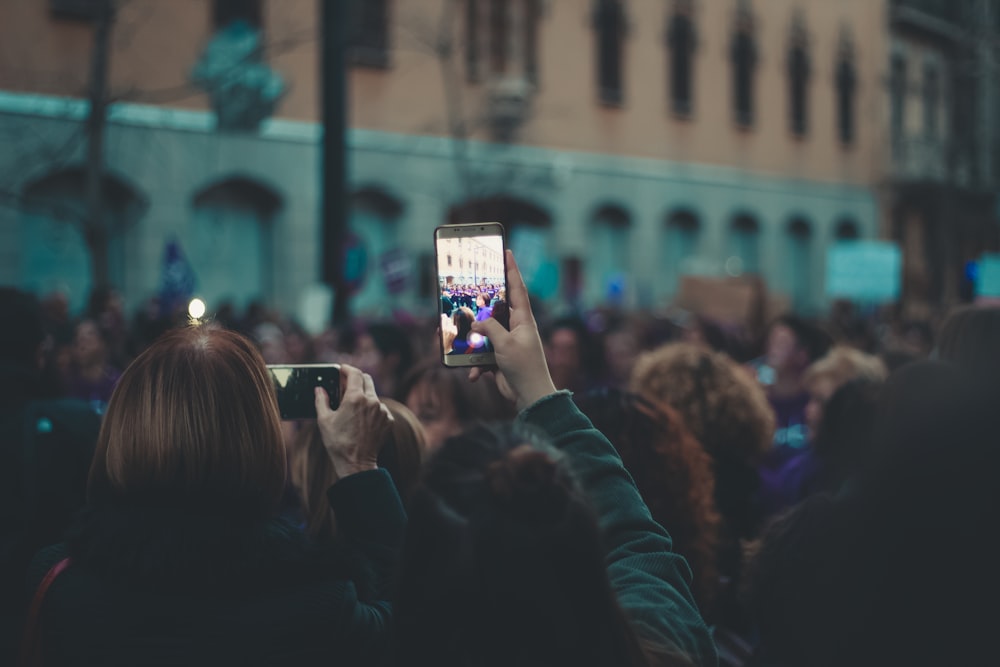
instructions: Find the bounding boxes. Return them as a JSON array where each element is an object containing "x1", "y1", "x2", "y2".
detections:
[
  {"x1": 434, "y1": 222, "x2": 508, "y2": 367},
  {"x1": 267, "y1": 364, "x2": 341, "y2": 420}
]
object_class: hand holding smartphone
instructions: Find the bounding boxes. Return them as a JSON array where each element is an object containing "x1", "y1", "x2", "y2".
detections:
[
  {"x1": 267, "y1": 364, "x2": 341, "y2": 420},
  {"x1": 434, "y1": 222, "x2": 509, "y2": 367}
]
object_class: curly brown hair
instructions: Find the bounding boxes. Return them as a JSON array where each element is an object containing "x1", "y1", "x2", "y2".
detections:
[
  {"x1": 630, "y1": 343, "x2": 774, "y2": 466},
  {"x1": 575, "y1": 390, "x2": 722, "y2": 614}
]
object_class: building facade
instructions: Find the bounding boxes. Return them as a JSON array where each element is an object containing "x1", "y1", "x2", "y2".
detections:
[{"x1": 0, "y1": 0, "x2": 887, "y2": 320}]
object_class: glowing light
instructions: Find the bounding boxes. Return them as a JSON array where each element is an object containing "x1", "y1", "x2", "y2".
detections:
[
  {"x1": 188, "y1": 298, "x2": 207, "y2": 319},
  {"x1": 469, "y1": 332, "x2": 485, "y2": 348}
]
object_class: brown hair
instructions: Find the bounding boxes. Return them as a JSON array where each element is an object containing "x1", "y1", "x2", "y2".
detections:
[
  {"x1": 630, "y1": 343, "x2": 774, "y2": 465},
  {"x1": 804, "y1": 345, "x2": 887, "y2": 390},
  {"x1": 88, "y1": 325, "x2": 286, "y2": 516},
  {"x1": 291, "y1": 398, "x2": 425, "y2": 541}
]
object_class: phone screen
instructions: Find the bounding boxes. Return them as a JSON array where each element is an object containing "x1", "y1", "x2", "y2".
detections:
[
  {"x1": 267, "y1": 364, "x2": 341, "y2": 420},
  {"x1": 435, "y1": 223, "x2": 508, "y2": 367}
]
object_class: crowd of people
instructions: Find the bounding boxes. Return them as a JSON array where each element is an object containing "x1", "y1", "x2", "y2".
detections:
[{"x1": 2, "y1": 252, "x2": 999, "y2": 665}]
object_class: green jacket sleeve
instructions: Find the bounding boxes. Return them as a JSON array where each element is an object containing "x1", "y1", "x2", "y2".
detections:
[
  {"x1": 326, "y1": 468, "x2": 406, "y2": 665},
  {"x1": 518, "y1": 392, "x2": 719, "y2": 666}
]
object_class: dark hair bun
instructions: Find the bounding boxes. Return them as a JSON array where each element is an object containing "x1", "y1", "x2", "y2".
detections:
[{"x1": 486, "y1": 445, "x2": 571, "y2": 521}]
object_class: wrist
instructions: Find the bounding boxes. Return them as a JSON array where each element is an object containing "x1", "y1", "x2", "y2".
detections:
[{"x1": 515, "y1": 380, "x2": 559, "y2": 412}]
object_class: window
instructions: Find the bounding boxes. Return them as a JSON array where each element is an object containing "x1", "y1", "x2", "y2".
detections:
[
  {"x1": 50, "y1": 0, "x2": 108, "y2": 21},
  {"x1": 350, "y1": 0, "x2": 390, "y2": 68},
  {"x1": 667, "y1": 1, "x2": 696, "y2": 116},
  {"x1": 835, "y1": 219, "x2": 860, "y2": 242},
  {"x1": 787, "y1": 219, "x2": 812, "y2": 311},
  {"x1": 787, "y1": 16, "x2": 810, "y2": 138},
  {"x1": 448, "y1": 255, "x2": 453, "y2": 267},
  {"x1": 729, "y1": 214, "x2": 760, "y2": 275},
  {"x1": 730, "y1": 6, "x2": 757, "y2": 127},
  {"x1": 663, "y1": 210, "x2": 700, "y2": 297},
  {"x1": 213, "y1": 0, "x2": 262, "y2": 30},
  {"x1": 490, "y1": 0, "x2": 508, "y2": 74},
  {"x1": 349, "y1": 187, "x2": 404, "y2": 315},
  {"x1": 524, "y1": 0, "x2": 541, "y2": 84},
  {"x1": 891, "y1": 54, "x2": 907, "y2": 158},
  {"x1": 588, "y1": 205, "x2": 631, "y2": 306},
  {"x1": 594, "y1": 0, "x2": 626, "y2": 106},
  {"x1": 835, "y1": 36, "x2": 857, "y2": 145},
  {"x1": 923, "y1": 62, "x2": 939, "y2": 140},
  {"x1": 466, "y1": 0, "x2": 480, "y2": 81}
]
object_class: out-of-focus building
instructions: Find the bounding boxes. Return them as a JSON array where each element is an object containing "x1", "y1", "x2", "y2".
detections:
[
  {"x1": 883, "y1": 0, "x2": 1000, "y2": 318},
  {"x1": 0, "y1": 0, "x2": 888, "y2": 319}
]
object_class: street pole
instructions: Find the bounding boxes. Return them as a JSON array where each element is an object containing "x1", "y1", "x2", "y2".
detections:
[
  {"x1": 84, "y1": 0, "x2": 113, "y2": 289},
  {"x1": 322, "y1": 0, "x2": 350, "y2": 324}
]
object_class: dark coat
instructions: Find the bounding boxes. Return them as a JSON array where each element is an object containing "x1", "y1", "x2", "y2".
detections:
[
  {"x1": 0, "y1": 362, "x2": 100, "y2": 664},
  {"x1": 27, "y1": 470, "x2": 405, "y2": 667}
]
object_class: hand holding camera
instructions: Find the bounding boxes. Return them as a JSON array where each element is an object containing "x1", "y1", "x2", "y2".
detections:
[{"x1": 314, "y1": 364, "x2": 394, "y2": 479}]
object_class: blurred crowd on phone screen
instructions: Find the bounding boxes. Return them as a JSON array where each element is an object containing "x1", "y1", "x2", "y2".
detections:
[{"x1": 4, "y1": 280, "x2": 1000, "y2": 666}]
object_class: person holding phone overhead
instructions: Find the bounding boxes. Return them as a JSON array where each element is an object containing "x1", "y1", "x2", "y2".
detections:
[
  {"x1": 23, "y1": 325, "x2": 401, "y2": 667},
  {"x1": 395, "y1": 250, "x2": 718, "y2": 667}
]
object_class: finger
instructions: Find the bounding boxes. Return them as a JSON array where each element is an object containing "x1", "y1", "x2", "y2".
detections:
[
  {"x1": 468, "y1": 367, "x2": 496, "y2": 383},
  {"x1": 362, "y1": 372, "x2": 377, "y2": 399},
  {"x1": 314, "y1": 387, "x2": 333, "y2": 419},
  {"x1": 341, "y1": 364, "x2": 364, "y2": 396},
  {"x1": 471, "y1": 317, "x2": 505, "y2": 343},
  {"x1": 380, "y1": 402, "x2": 395, "y2": 422},
  {"x1": 503, "y1": 249, "x2": 530, "y2": 312}
]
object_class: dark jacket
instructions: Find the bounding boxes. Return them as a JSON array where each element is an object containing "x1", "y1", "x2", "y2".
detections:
[
  {"x1": 27, "y1": 469, "x2": 405, "y2": 667},
  {"x1": 518, "y1": 392, "x2": 719, "y2": 666},
  {"x1": 0, "y1": 362, "x2": 100, "y2": 664}
]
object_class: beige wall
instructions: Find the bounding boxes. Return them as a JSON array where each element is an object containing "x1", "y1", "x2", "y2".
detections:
[{"x1": 1, "y1": 0, "x2": 887, "y2": 185}]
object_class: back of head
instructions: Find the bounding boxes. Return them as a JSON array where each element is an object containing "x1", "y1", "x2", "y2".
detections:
[
  {"x1": 770, "y1": 315, "x2": 832, "y2": 366},
  {"x1": 804, "y1": 346, "x2": 888, "y2": 390},
  {"x1": 88, "y1": 325, "x2": 286, "y2": 516},
  {"x1": 0, "y1": 287, "x2": 44, "y2": 368},
  {"x1": 574, "y1": 389, "x2": 721, "y2": 614},
  {"x1": 396, "y1": 424, "x2": 650, "y2": 667}
]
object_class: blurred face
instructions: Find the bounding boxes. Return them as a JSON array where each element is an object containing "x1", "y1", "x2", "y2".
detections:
[
  {"x1": 405, "y1": 380, "x2": 462, "y2": 452},
  {"x1": 766, "y1": 325, "x2": 803, "y2": 373},
  {"x1": 73, "y1": 321, "x2": 105, "y2": 366},
  {"x1": 546, "y1": 328, "x2": 581, "y2": 378},
  {"x1": 604, "y1": 330, "x2": 637, "y2": 385},
  {"x1": 805, "y1": 376, "x2": 838, "y2": 435}
]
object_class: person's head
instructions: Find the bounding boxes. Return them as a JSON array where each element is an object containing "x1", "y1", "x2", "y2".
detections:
[
  {"x1": 291, "y1": 398, "x2": 425, "y2": 542},
  {"x1": 543, "y1": 317, "x2": 593, "y2": 391},
  {"x1": 282, "y1": 320, "x2": 314, "y2": 365},
  {"x1": 811, "y1": 377, "x2": 882, "y2": 489},
  {"x1": 803, "y1": 346, "x2": 887, "y2": 434},
  {"x1": 72, "y1": 319, "x2": 110, "y2": 368},
  {"x1": 937, "y1": 306, "x2": 1000, "y2": 388},
  {"x1": 396, "y1": 423, "x2": 677, "y2": 667},
  {"x1": 87, "y1": 325, "x2": 286, "y2": 517},
  {"x1": 453, "y1": 307, "x2": 475, "y2": 341},
  {"x1": 631, "y1": 343, "x2": 774, "y2": 537},
  {"x1": 0, "y1": 287, "x2": 45, "y2": 369},
  {"x1": 399, "y1": 360, "x2": 515, "y2": 452},
  {"x1": 476, "y1": 293, "x2": 487, "y2": 308},
  {"x1": 765, "y1": 315, "x2": 832, "y2": 379},
  {"x1": 575, "y1": 389, "x2": 721, "y2": 613},
  {"x1": 252, "y1": 321, "x2": 288, "y2": 364},
  {"x1": 365, "y1": 322, "x2": 415, "y2": 396}
]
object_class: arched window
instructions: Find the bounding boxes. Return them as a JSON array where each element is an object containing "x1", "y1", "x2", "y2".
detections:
[
  {"x1": 729, "y1": 213, "x2": 760, "y2": 275},
  {"x1": 835, "y1": 218, "x2": 860, "y2": 241},
  {"x1": 663, "y1": 209, "x2": 700, "y2": 297},
  {"x1": 489, "y1": 0, "x2": 508, "y2": 74},
  {"x1": 835, "y1": 30, "x2": 857, "y2": 146},
  {"x1": 730, "y1": 2, "x2": 757, "y2": 127},
  {"x1": 191, "y1": 176, "x2": 281, "y2": 310},
  {"x1": 923, "y1": 61, "x2": 939, "y2": 140},
  {"x1": 787, "y1": 14, "x2": 810, "y2": 137},
  {"x1": 787, "y1": 218, "x2": 812, "y2": 311},
  {"x1": 18, "y1": 167, "x2": 146, "y2": 312},
  {"x1": 890, "y1": 53, "x2": 907, "y2": 158},
  {"x1": 469, "y1": 0, "x2": 542, "y2": 83},
  {"x1": 667, "y1": 1, "x2": 696, "y2": 115},
  {"x1": 594, "y1": 0, "x2": 626, "y2": 106},
  {"x1": 349, "y1": 0, "x2": 390, "y2": 68},
  {"x1": 588, "y1": 204, "x2": 631, "y2": 306},
  {"x1": 348, "y1": 186, "x2": 405, "y2": 316}
]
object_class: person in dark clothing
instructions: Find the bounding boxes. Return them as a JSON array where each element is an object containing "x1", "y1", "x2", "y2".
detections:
[
  {"x1": 748, "y1": 361, "x2": 1000, "y2": 666},
  {"x1": 395, "y1": 251, "x2": 717, "y2": 667},
  {"x1": 25, "y1": 326, "x2": 401, "y2": 666},
  {"x1": 0, "y1": 288, "x2": 101, "y2": 665}
]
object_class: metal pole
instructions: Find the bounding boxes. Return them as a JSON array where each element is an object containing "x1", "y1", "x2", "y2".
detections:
[
  {"x1": 85, "y1": 0, "x2": 113, "y2": 289},
  {"x1": 322, "y1": 0, "x2": 350, "y2": 324}
]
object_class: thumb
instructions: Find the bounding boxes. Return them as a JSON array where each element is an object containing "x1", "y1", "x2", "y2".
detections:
[
  {"x1": 314, "y1": 386, "x2": 333, "y2": 419},
  {"x1": 471, "y1": 317, "x2": 506, "y2": 344}
]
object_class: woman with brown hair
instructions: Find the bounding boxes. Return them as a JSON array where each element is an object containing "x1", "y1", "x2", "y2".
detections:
[{"x1": 24, "y1": 325, "x2": 401, "y2": 666}]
